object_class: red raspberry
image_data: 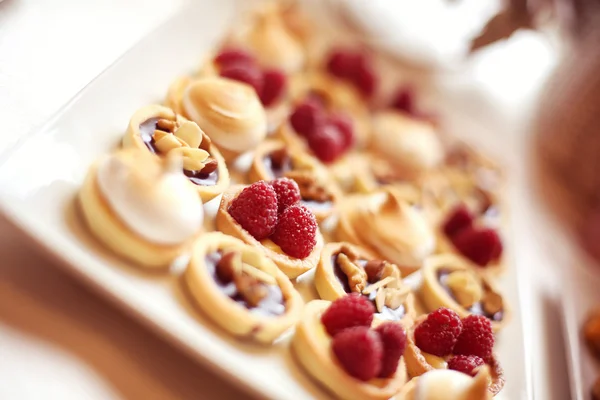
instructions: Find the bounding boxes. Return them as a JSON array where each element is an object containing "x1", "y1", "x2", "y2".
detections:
[
  {"x1": 332, "y1": 326, "x2": 383, "y2": 381},
  {"x1": 448, "y1": 355, "x2": 485, "y2": 377},
  {"x1": 390, "y1": 87, "x2": 416, "y2": 114},
  {"x1": 442, "y1": 204, "x2": 474, "y2": 238},
  {"x1": 271, "y1": 204, "x2": 317, "y2": 258},
  {"x1": 220, "y1": 63, "x2": 264, "y2": 95},
  {"x1": 353, "y1": 57, "x2": 377, "y2": 98},
  {"x1": 452, "y1": 226, "x2": 503, "y2": 266},
  {"x1": 228, "y1": 181, "x2": 278, "y2": 240},
  {"x1": 289, "y1": 99, "x2": 326, "y2": 137},
  {"x1": 214, "y1": 48, "x2": 255, "y2": 67},
  {"x1": 414, "y1": 308, "x2": 463, "y2": 357},
  {"x1": 260, "y1": 69, "x2": 287, "y2": 107},
  {"x1": 375, "y1": 323, "x2": 407, "y2": 378},
  {"x1": 453, "y1": 315, "x2": 495, "y2": 360},
  {"x1": 326, "y1": 49, "x2": 361, "y2": 80},
  {"x1": 328, "y1": 113, "x2": 355, "y2": 151},
  {"x1": 307, "y1": 124, "x2": 344, "y2": 163},
  {"x1": 270, "y1": 177, "x2": 301, "y2": 214},
  {"x1": 321, "y1": 293, "x2": 375, "y2": 337}
]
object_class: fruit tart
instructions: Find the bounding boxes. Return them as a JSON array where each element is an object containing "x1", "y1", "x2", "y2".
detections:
[
  {"x1": 167, "y1": 77, "x2": 267, "y2": 161},
  {"x1": 395, "y1": 366, "x2": 493, "y2": 400},
  {"x1": 292, "y1": 296, "x2": 409, "y2": 400},
  {"x1": 216, "y1": 181, "x2": 324, "y2": 279},
  {"x1": 315, "y1": 242, "x2": 417, "y2": 326},
  {"x1": 78, "y1": 148, "x2": 203, "y2": 269},
  {"x1": 336, "y1": 189, "x2": 435, "y2": 275},
  {"x1": 404, "y1": 308, "x2": 505, "y2": 395},
  {"x1": 249, "y1": 140, "x2": 340, "y2": 222},
  {"x1": 183, "y1": 232, "x2": 303, "y2": 343},
  {"x1": 122, "y1": 104, "x2": 230, "y2": 203},
  {"x1": 420, "y1": 254, "x2": 509, "y2": 332}
]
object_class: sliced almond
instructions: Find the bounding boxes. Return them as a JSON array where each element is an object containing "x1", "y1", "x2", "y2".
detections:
[
  {"x1": 242, "y1": 263, "x2": 277, "y2": 285},
  {"x1": 362, "y1": 276, "x2": 396, "y2": 295},
  {"x1": 174, "y1": 121, "x2": 203, "y2": 148},
  {"x1": 156, "y1": 118, "x2": 177, "y2": 132},
  {"x1": 482, "y1": 290, "x2": 503, "y2": 315},
  {"x1": 384, "y1": 286, "x2": 410, "y2": 310},
  {"x1": 337, "y1": 253, "x2": 367, "y2": 293},
  {"x1": 155, "y1": 134, "x2": 185, "y2": 153},
  {"x1": 375, "y1": 288, "x2": 386, "y2": 312},
  {"x1": 172, "y1": 147, "x2": 210, "y2": 171},
  {"x1": 152, "y1": 130, "x2": 171, "y2": 142}
]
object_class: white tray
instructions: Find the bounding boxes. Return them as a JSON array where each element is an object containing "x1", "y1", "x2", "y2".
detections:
[{"x1": 0, "y1": 1, "x2": 530, "y2": 399}]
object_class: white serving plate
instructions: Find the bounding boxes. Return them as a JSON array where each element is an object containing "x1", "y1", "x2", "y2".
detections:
[{"x1": 0, "y1": 1, "x2": 530, "y2": 399}]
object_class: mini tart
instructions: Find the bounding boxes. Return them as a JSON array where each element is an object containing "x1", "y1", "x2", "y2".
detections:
[
  {"x1": 183, "y1": 232, "x2": 303, "y2": 343},
  {"x1": 404, "y1": 316, "x2": 505, "y2": 396},
  {"x1": 315, "y1": 242, "x2": 417, "y2": 327},
  {"x1": 216, "y1": 185, "x2": 324, "y2": 279},
  {"x1": 420, "y1": 254, "x2": 509, "y2": 332},
  {"x1": 122, "y1": 104, "x2": 230, "y2": 203},
  {"x1": 249, "y1": 140, "x2": 340, "y2": 222},
  {"x1": 292, "y1": 300, "x2": 409, "y2": 400},
  {"x1": 394, "y1": 367, "x2": 493, "y2": 399},
  {"x1": 78, "y1": 150, "x2": 202, "y2": 269},
  {"x1": 279, "y1": 72, "x2": 371, "y2": 150}
]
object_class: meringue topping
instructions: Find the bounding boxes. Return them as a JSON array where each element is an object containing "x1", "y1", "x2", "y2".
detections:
[
  {"x1": 96, "y1": 149, "x2": 203, "y2": 245},
  {"x1": 182, "y1": 77, "x2": 267, "y2": 153},
  {"x1": 372, "y1": 112, "x2": 443, "y2": 174},
  {"x1": 415, "y1": 368, "x2": 492, "y2": 400},
  {"x1": 352, "y1": 190, "x2": 435, "y2": 267}
]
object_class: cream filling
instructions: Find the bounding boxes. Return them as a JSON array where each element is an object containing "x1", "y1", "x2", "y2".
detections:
[
  {"x1": 97, "y1": 151, "x2": 203, "y2": 245},
  {"x1": 415, "y1": 369, "x2": 490, "y2": 400}
]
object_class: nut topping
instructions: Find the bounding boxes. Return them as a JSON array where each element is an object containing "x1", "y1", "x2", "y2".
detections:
[
  {"x1": 234, "y1": 274, "x2": 268, "y2": 307},
  {"x1": 216, "y1": 251, "x2": 242, "y2": 283},
  {"x1": 367, "y1": 277, "x2": 410, "y2": 313},
  {"x1": 200, "y1": 158, "x2": 219, "y2": 174},
  {"x1": 154, "y1": 133, "x2": 187, "y2": 153},
  {"x1": 362, "y1": 276, "x2": 396, "y2": 295},
  {"x1": 285, "y1": 170, "x2": 331, "y2": 202},
  {"x1": 337, "y1": 253, "x2": 367, "y2": 293},
  {"x1": 172, "y1": 147, "x2": 210, "y2": 171},
  {"x1": 241, "y1": 262, "x2": 277, "y2": 285},
  {"x1": 446, "y1": 270, "x2": 483, "y2": 308},
  {"x1": 482, "y1": 290, "x2": 503, "y2": 315},
  {"x1": 174, "y1": 121, "x2": 203, "y2": 149},
  {"x1": 364, "y1": 260, "x2": 399, "y2": 284},
  {"x1": 156, "y1": 118, "x2": 178, "y2": 132}
]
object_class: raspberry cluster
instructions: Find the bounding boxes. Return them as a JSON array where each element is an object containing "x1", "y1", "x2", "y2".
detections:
[
  {"x1": 326, "y1": 48, "x2": 378, "y2": 98},
  {"x1": 215, "y1": 48, "x2": 287, "y2": 107},
  {"x1": 320, "y1": 294, "x2": 407, "y2": 381},
  {"x1": 228, "y1": 179, "x2": 317, "y2": 258},
  {"x1": 414, "y1": 308, "x2": 495, "y2": 377}
]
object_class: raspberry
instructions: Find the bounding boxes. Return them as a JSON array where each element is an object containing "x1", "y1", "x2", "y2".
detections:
[
  {"x1": 328, "y1": 113, "x2": 355, "y2": 151},
  {"x1": 390, "y1": 87, "x2": 416, "y2": 114},
  {"x1": 307, "y1": 124, "x2": 345, "y2": 163},
  {"x1": 326, "y1": 49, "x2": 361, "y2": 80},
  {"x1": 260, "y1": 69, "x2": 287, "y2": 107},
  {"x1": 442, "y1": 204, "x2": 474, "y2": 238},
  {"x1": 353, "y1": 58, "x2": 377, "y2": 98},
  {"x1": 214, "y1": 48, "x2": 255, "y2": 67},
  {"x1": 321, "y1": 293, "x2": 375, "y2": 337},
  {"x1": 453, "y1": 315, "x2": 494, "y2": 360},
  {"x1": 220, "y1": 63, "x2": 264, "y2": 95},
  {"x1": 414, "y1": 308, "x2": 463, "y2": 357},
  {"x1": 375, "y1": 323, "x2": 407, "y2": 378},
  {"x1": 332, "y1": 326, "x2": 383, "y2": 381},
  {"x1": 452, "y1": 226, "x2": 503, "y2": 266},
  {"x1": 448, "y1": 355, "x2": 485, "y2": 377},
  {"x1": 271, "y1": 204, "x2": 317, "y2": 258},
  {"x1": 270, "y1": 177, "x2": 301, "y2": 214},
  {"x1": 228, "y1": 181, "x2": 278, "y2": 240},
  {"x1": 289, "y1": 99, "x2": 326, "y2": 137}
]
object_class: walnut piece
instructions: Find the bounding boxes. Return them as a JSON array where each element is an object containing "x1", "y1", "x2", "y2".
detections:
[
  {"x1": 482, "y1": 290, "x2": 503, "y2": 315},
  {"x1": 446, "y1": 270, "x2": 483, "y2": 308},
  {"x1": 364, "y1": 260, "x2": 400, "y2": 284},
  {"x1": 585, "y1": 312, "x2": 600, "y2": 357},
  {"x1": 337, "y1": 253, "x2": 367, "y2": 293}
]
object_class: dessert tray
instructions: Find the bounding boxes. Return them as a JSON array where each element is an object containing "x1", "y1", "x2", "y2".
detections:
[{"x1": 0, "y1": 1, "x2": 529, "y2": 399}]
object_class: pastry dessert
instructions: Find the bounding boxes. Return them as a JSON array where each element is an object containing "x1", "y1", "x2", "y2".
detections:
[
  {"x1": 122, "y1": 104, "x2": 230, "y2": 202},
  {"x1": 216, "y1": 181, "x2": 324, "y2": 279},
  {"x1": 395, "y1": 366, "x2": 492, "y2": 399},
  {"x1": 249, "y1": 140, "x2": 340, "y2": 221},
  {"x1": 403, "y1": 308, "x2": 505, "y2": 395},
  {"x1": 315, "y1": 242, "x2": 417, "y2": 326},
  {"x1": 78, "y1": 148, "x2": 203, "y2": 268},
  {"x1": 323, "y1": 47, "x2": 379, "y2": 100},
  {"x1": 292, "y1": 297, "x2": 409, "y2": 400},
  {"x1": 175, "y1": 77, "x2": 267, "y2": 160},
  {"x1": 420, "y1": 254, "x2": 509, "y2": 332},
  {"x1": 336, "y1": 189, "x2": 435, "y2": 275},
  {"x1": 183, "y1": 232, "x2": 303, "y2": 343}
]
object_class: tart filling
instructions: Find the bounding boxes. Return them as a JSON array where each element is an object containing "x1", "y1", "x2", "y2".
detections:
[
  {"x1": 395, "y1": 367, "x2": 492, "y2": 400},
  {"x1": 184, "y1": 232, "x2": 302, "y2": 343}
]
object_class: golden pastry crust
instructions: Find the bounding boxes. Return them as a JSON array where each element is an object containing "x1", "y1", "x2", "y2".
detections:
[
  {"x1": 183, "y1": 232, "x2": 303, "y2": 343},
  {"x1": 291, "y1": 300, "x2": 409, "y2": 400},
  {"x1": 249, "y1": 140, "x2": 340, "y2": 222},
  {"x1": 403, "y1": 316, "x2": 505, "y2": 395},
  {"x1": 164, "y1": 76, "x2": 192, "y2": 115},
  {"x1": 420, "y1": 254, "x2": 509, "y2": 332},
  {"x1": 216, "y1": 185, "x2": 324, "y2": 279},
  {"x1": 78, "y1": 162, "x2": 194, "y2": 269},
  {"x1": 315, "y1": 242, "x2": 417, "y2": 327},
  {"x1": 122, "y1": 104, "x2": 230, "y2": 203}
]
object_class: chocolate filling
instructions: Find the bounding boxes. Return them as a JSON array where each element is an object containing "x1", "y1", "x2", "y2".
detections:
[
  {"x1": 437, "y1": 269, "x2": 503, "y2": 321},
  {"x1": 332, "y1": 253, "x2": 406, "y2": 321},
  {"x1": 139, "y1": 118, "x2": 219, "y2": 187},
  {"x1": 205, "y1": 250, "x2": 285, "y2": 317}
]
